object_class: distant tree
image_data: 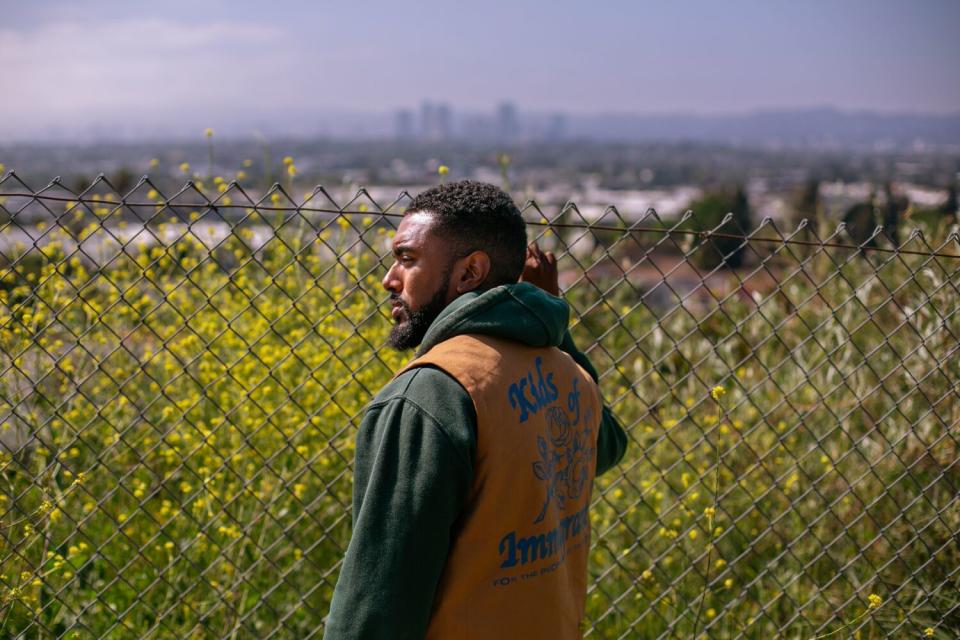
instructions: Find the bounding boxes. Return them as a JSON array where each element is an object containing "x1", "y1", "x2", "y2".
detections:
[
  {"x1": 881, "y1": 182, "x2": 907, "y2": 247},
  {"x1": 790, "y1": 179, "x2": 820, "y2": 232},
  {"x1": 942, "y1": 183, "x2": 958, "y2": 224},
  {"x1": 686, "y1": 186, "x2": 752, "y2": 269},
  {"x1": 70, "y1": 174, "x2": 94, "y2": 195},
  {"x1": 842, "y1": 196, "x2": 878, "y2": 253},
  {"x1": 787, "y1": 179, "x2": 823, "y2": 260},
  {"x1": 111, "y1": 167, "x2": 136, "y2": 195}
]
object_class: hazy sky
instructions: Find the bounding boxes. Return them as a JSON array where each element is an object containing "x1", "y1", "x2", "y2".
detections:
[{"x1": 1, "y1": 0, "x2": 958, "y2": 139}]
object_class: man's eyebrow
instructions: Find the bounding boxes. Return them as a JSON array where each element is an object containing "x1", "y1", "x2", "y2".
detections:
[{"x1": 393, "y1": 244, "x2": 416, "y2": 256}]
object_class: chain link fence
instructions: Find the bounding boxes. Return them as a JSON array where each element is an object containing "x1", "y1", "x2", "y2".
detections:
[{"x1": 0, "y1": 173, "x2": 958, "y2": 639}]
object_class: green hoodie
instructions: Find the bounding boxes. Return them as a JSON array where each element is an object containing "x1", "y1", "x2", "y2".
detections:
[{"x1": 323, "y1": 283, "x2": 628, "y2": 639}]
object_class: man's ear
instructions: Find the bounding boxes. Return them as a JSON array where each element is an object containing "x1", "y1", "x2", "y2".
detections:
[{"x1": 455, "y1": 250, "x2": 492, "y2": 293}]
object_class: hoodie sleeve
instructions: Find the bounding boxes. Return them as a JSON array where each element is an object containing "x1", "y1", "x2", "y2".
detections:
[
  {"x1": 323, "y1": 367, "x2": 475, "y2": 640},
  {"x1": 559, "y1": 331, "x2": 629, "y2": 475}
]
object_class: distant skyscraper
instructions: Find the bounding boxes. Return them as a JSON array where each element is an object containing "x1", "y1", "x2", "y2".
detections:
[
  {"x1": 462, "y1": 115, "x2": 494, "y2": 141},
  {"x1": 545, "y1": 113, "x2": 566, "y2": 141},
  {"x1": 436, "y1": 104, "x2": 452, "y2": 139},
  {"x1": 394, "y1": 109, "x2": 415, "y2": 140},
  {"x1": 496, "y1": 102, "x2": 519, "y2": 141},
  {"x1": 421, "y1": 101, "x2": 453, "y2": 141}
]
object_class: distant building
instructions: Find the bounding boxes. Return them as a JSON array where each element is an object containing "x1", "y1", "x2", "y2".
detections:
[
  {"x1": 496, "y1": 102, "x2": 519, "y2": 141},
  {"x1": 421, "y1": 101, "x2": 453, "y2": 141},
  {"x1": 462, "y1": 115, "x2": 494, "y2": 141},
  {"x1": 545, "y1": 113, "x2": 566, "y2": 141},
  {"x1": 394, "y1": 109, "x2": 415, "y2": 140}
]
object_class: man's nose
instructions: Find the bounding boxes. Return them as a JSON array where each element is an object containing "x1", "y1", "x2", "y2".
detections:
[{"x1": 382, "y1": 262, "x2": 400, "y2": 293}]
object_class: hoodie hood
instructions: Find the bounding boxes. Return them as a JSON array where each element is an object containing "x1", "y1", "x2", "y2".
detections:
[{"x1": 415, "y1": 283, "x2": 570, "y2": 357}]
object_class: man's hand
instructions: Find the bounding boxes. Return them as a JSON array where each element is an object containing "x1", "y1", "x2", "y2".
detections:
[{"x1": 519, "y1": 243, "x2": 559, "y2": 296}]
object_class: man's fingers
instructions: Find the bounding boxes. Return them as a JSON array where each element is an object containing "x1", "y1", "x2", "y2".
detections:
[{"x1": 524, "y1": 243, "x2": 556, "y2": 269}]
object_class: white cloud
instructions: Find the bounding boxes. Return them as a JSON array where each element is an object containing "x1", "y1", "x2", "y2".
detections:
[{"x1": 0, "y1": 18, "x2": 295, "y2": 138}]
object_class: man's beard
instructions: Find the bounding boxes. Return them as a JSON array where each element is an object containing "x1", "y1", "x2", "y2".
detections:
[{"x1": 388, "y1": 276, "x2": 451, "y2": 351}]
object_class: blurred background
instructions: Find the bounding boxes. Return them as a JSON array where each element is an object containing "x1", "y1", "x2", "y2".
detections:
[{"x1": 2, "y1": 0, "x2": 958, "y2": 226}]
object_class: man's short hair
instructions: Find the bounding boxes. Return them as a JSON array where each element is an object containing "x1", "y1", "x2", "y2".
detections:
[{"x1": 406, "y1": 180, "x2": 527, "y2": 288}]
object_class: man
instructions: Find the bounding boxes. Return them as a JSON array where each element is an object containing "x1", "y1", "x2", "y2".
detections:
[{"x1": 324, "y1": 181, "x2": 627, "y2": 639}]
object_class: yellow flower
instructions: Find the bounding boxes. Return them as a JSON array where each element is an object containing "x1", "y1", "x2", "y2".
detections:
[
  {"x1": 180, "y1": 162, "x2": 190, "y2": 173},
  {"x1": 688, "y1": 530, "x2": 697, "y2": 540},
  {"x1": 149, "y1": 158, "x2": 159, "y2": 168},
  {"x1": 147, "y1": 189, "x2": 159, "y2": 200},
  {"x1": 923, "y1": 628, "x2": 933, "y2": 637},
  {"x1": 282, "y1": 156, "x2": 294, "y2": 166},
  {"x1": 204, "y1": 128, "x2": 214, "y2": 138},
  {"x1": 711, "y1": 385, "x2": 726, "y2": 401},
  {"x1": 287, "y1": 164, "x2": 296, "y2": 177},
  {"x1": 438, "y1": 165, "x2": 449, "y2": 175},
  {"x1": 0, "y1": 163, "x2": 5, "y2": 173},
  {"x1": 242, "y1": 158, "x2": 253, "y2": 167},
  {"x1": 236, "y1": 170, "x2": 247, "y2": 180},
  {"x1": 867, "y1": 593, "x2": 882, "y2": 609},
  {"x1": 703, "y1": 507, "x2": 716, "y2": 518}
]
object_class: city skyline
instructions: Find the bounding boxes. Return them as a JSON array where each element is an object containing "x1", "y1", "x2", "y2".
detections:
[{"x1": 1, "y1": 0, "x2": 958, "y2": 141}]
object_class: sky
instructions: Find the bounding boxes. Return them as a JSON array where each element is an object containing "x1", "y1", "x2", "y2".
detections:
[{"x1": 1, "y1": 0, "x2": 958, "y2": 140}]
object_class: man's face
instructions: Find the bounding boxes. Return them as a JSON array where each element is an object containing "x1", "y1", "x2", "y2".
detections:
[{"x1": 382, "y1": 212, "x2": 457, "y2": 350}]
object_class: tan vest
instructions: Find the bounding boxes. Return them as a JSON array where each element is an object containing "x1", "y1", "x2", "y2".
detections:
[{"x1": 397, "y1": 334, "x2": 603, "y2": 640}]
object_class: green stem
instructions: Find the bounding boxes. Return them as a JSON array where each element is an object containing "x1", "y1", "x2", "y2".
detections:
[
  {"x1": 692, "y1": 400, "x2": 724, "y2": 638},
  {"x1": 811, "y1": 607, "x2": 872, "y2": 640},
  {"x1": 207, "y1": 139, "x2": 214, "y2": 182}
]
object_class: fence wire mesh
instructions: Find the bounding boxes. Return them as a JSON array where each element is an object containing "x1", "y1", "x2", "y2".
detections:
[{"x1": 0, "y1": 173, "x2": 958, "y2": 639}]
